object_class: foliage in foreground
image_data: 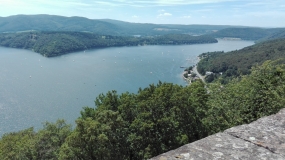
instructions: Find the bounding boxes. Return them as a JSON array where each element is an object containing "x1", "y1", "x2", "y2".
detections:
[
  {"x1": 204, "y1": 60, "x2": 285, "y2": 134},
  {"x1": 0, "y1": 120, "x2": 71, "y2": 160},
  {"x1": 1, "y1": 60, "x2": 285, "y2": 159}
]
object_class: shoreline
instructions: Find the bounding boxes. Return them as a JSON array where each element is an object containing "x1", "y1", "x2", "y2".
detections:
[{"x1": 182, "y1": 57, "x2": 205, "y2": 84}]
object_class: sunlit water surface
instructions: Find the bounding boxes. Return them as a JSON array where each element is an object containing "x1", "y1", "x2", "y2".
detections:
[{"x1": 0, "y1": 39, "x2": 254, "y2": 135}]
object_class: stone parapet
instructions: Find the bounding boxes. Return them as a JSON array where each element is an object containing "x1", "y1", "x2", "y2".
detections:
[{"x1": 150, "y1": 108, "x2": 285, "y2": 160}]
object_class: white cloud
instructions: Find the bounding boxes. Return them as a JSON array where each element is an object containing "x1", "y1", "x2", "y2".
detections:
[
  {"x1": 156, "y1": 9, "x2": 172, "y2": 17},
  {"x1": 155, "y1": 0, "x2": 236, "y2": 6},
  {"x1": 182, "y1": 15, "x2": 191, "y2": 18},
  {"x1": 163, "y1": 13, "x2": 172, "y2": 16},
  {"x1": 74, "y1": 0, "x2": 240, "y2": 7},
  {"x1": 158, "y1": 12, "x2": 172, "y2": 17},
  {"x1": 192, "y1": 9, "x2": 213, "y2": 13},
  {"x1": 126, "y1": 0, "x2": 284, "y2": 8},
  {"x1": 0, "y1": 0, "x2": 34, "y2": 7},
  {"x1": 247, "y1": 10, "x2": 285, "y2": 17},
  {"x1": 132, "y1": 15, "x2": 139, "y2": 18}
]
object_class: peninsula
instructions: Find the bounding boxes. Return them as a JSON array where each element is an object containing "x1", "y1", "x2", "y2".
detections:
[{"x1": 0, "y1": 31, "x2": 217, "y2": 57}]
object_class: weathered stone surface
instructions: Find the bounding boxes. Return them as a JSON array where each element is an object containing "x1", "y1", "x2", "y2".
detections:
[
  {"x1": 225, "y1": 108, "x2": 285, "y2": 157},
  {"x1": 150, "y1": 108, "x2": 285, "y2": 160}
]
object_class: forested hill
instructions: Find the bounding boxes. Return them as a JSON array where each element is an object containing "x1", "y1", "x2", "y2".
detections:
[
  {"x1": 257, "y1": 29, "x2": 285, "y2": 42},
  {"x1": 0, "y1": 14, "x2": 231, "y2": 36},
  {"x1": 197, "y1": 38, "x2": 285, "y2": 83},
  {"x1": 209, "y1": 27, "x2": 284, "y2": 40},
  {"x1": 0, "y1": 31, "x2": 217, "y2": 57}
]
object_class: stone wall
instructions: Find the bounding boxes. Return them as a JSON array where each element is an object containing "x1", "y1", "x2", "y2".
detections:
[{"x1": 150, "y1": 108, "x2": 285, "y2": 160}]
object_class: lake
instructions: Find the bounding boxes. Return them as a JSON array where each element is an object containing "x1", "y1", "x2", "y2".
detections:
[{"x1": 0, "y1": 39, "x2": 254, "y2": 135}]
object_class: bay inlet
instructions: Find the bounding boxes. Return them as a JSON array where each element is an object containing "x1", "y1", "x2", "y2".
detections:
[{"x1": 0, "y1": 39, "x2": 254, "y2": 135}]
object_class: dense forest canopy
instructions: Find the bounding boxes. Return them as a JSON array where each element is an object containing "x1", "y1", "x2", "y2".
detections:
[
  {"x1": 197, "y1": 38, "x2": 285, "y2": 83},
  {"x1": 0, "y1": 31, "x2": 217, "y2": 57},
  {"x1": 0, "y1": 15, "x2": 232, "y2": 36},
  {"x1": 1, "y1": 60, "x2": 285, "y2": 159},
  {"x1": 209, "y1": 27, "x2": 285, "y2": 40},
  {"x1": 257, "y1": 29, "x2": 285, "y2": 42}
]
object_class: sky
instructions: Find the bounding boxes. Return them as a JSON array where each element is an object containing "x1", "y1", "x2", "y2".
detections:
[{"x1": 1, "y1": 0, "x2": 285, "y2": 27}]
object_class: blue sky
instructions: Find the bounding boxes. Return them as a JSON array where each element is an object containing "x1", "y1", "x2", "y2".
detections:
[{"x1": 1, "y1": 0, "x2": 285, "y2": 27}]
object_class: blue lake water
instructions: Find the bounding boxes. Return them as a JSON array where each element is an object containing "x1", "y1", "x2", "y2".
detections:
[{"x1": 0, "y1": 39, "x2": 254, "y2": 135}]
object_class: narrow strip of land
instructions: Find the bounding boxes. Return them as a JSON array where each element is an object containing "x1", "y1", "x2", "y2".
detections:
[{"x1": 193, "y1": 65, "x2": 205, "y2": 83}]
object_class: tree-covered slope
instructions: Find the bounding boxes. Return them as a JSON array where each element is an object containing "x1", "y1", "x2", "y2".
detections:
[
  {"x1": 257, "y1": 29, "x2": 285, "y2": 42},
  {"x1": 0, "y1": 15, "x2": 235, "y2": 36},
  {"x1": 209, "y1": 27, "x2": 284, "y2": 40},
  {"x1": 0, "y1": 15, "x2": 121, "y2": 35},
  {"x1": 0, "y1": 31, "x2": 217, "y2": 57},
  {"x1": 197, "y1": 38, "x2": 285, "y2": 83},
  {"x1": 101, "y1": 19, "x2": 233, "y2": 36}
]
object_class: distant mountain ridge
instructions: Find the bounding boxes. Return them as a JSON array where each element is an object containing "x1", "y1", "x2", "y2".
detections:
[
  {"x1": 0, "y1": 14, "x2": 235, "y2": 36},
  {"x1": 210, "y1": 27, "x2": 285, "y2": 40},
  {"x1": 0, "y1": 15, "x2": 120, "y2": 35}
]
